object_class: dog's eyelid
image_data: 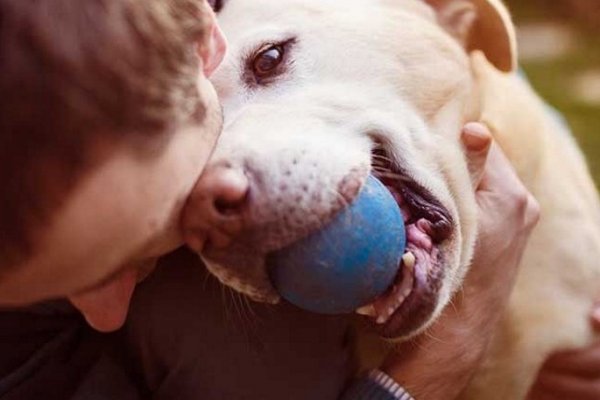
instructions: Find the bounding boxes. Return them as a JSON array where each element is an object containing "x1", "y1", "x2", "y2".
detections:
[
  {"x1": 258, "y1": 37, "x2": 296, "y2": 53},
  {"x1": 248, "y1": 36, "x2": 297, "y2": 54}
]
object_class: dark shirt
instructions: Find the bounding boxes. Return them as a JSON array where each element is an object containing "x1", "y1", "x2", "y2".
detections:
[
  {"x1": 125, "y1": 249, "x2": 357, "y2": 400},
  {"x1": 0, "y1": 301, "x2": 140, "y2": 400}
]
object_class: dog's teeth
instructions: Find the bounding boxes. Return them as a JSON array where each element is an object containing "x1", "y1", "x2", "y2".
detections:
[
  {"x1": 369, "y1": 253, "x2": 416, "y2": 326},
  {"x1": 356, "y1": 304, "x2": 376, "y2": 317},
  {"x1": 402, "y1": 252, "x2": 416, "y2": 269}
]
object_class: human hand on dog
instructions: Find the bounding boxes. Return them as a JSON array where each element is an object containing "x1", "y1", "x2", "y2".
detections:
[
  {"x1": 527, "y1": 304, "x2": 600, "y2": 400},
  {"x1": 380, "y1": 122, "x2": 540, "y2": 399}
]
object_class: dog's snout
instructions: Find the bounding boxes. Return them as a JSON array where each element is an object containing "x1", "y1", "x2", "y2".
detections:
[{"x1": 183, "y1": 165, "x2": 249, "y2": 252}]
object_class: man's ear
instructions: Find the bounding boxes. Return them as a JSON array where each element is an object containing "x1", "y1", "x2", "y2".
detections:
[{"x1": 424, "y1": 0, "x2": 517, "y2": 72}]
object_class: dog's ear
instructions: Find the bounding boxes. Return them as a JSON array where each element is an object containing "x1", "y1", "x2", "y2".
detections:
[{"x1": 424, "y1": 0, "x2": 517, "y2": 72}]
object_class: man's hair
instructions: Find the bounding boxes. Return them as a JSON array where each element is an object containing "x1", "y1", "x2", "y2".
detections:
[{"x1": 0, "y1": 0, "x2": 211, "y2": 266}]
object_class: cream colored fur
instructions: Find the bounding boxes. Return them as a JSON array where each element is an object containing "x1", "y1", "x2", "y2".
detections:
[
  {"x1": 462, "y1": 52, "x2": 600, "y2": 399},
  {"x1": 207, "y1": 0, "x2": 600, "y2": 398}
]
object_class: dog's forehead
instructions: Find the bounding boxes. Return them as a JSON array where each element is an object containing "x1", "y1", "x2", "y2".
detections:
[
  {"x1": 217, "y1": 0, "x2": 448, "y2": 66},
  {"x1": 222, "y1": 0, "x2": 363, "y2": 15},
  {"x1": 219, "y1": 0, "x2": 437, "y2": 32},
  {"x1": 215, "y1": 0, "x2": 471, "y2": 132}
]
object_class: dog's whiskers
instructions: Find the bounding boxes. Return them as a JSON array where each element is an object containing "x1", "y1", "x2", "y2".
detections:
[
  {"x1": 230, "y1": 287, "x2": 244, "y2": 322},
  {"x1": 371, "y1": 162, "x2": 391, "y2": 170},
  {"x1": 241, "y1": 294, "x2": 259, "y2": 322},
  {"x1": 371, "y1": 165, "x2": 391, "y2": 173},
  {"x1": 235, "y1": 291, "x2": 251, "y2": 325},
  {"x1": 372, "y1": 170, "x2": 410, "y2": 183},
  {"x1": 371, "y1": 154, "x2": 394, "y2": 163},
  {"x1": 220, "y1": 283, "x2": 234, "y2": 322}
]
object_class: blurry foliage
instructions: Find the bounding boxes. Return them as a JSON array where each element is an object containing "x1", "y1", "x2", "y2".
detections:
[
  {"x1": 505, "y1": 0, "x2": 600, "y2": 186},
  {"x1": 506, "y1": 0, "x2": 600, "y2": 31}
]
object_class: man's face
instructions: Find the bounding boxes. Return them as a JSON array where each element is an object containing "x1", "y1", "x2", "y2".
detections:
[{"x1": 0, "y1": 7, "x2": 227, "y2": 332}]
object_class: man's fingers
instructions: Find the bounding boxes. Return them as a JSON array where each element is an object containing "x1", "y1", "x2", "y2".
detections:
[
  {"x1": 474, "y1": 134, "x2": 539, "y2": 230},
  {"x1": 529, "y1": 369, "x2": 600, "y2": 400},
  {"x1": 542, "y1": 342, "x2": 600, "y2": 379},
  {"x1": 462, "y1": 122, "x2": 492, "y2": 189}
]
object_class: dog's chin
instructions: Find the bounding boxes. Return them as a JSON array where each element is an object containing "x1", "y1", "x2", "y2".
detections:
[{"x1": 355, "y1": 145, "x2": 457, "y2": 339}]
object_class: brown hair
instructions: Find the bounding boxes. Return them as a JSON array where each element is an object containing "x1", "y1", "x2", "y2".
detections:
[{"x1": 0, "y1": 0, "x2": 212, "y2": 266}]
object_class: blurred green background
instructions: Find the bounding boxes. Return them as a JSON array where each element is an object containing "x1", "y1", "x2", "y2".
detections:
[{"x1": 505, "y1": 0, "x2": 600, "y2": 186}]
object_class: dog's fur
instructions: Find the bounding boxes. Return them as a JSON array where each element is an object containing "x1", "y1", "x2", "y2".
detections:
[{"x1": 198, "y1": 0, "x2": 600, "y2": 398}]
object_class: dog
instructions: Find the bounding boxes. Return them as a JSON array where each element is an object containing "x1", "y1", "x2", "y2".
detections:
[{"x1": 184, "y1": 0, "x2": 600, "y2": 398}]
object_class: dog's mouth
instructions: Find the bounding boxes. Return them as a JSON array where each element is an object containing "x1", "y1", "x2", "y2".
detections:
[{"x1": 357, "y1": 145, "x2": 454, "y2": 338}]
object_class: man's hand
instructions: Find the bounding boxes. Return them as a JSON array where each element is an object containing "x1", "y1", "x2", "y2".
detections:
[
  {"x1": 527, "y1": 304, "x2": 600, "y2": 400},
  {"x1": 381, "y1": 123, "x2": 540, "y2": 400}
]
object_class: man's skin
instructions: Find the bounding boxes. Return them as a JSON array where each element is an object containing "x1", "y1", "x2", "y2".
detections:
[
  {"x1": 382, "y1": 123, "x2": 541, "y2": 399},
  {"x1": 0, "y1": 0, "x2": 597, "y2": 397},
  {"x1": 528, "y1": 314, "x2": 600, "y2": 400},
  {"x1": 383, "y1": 124, "x2": 600, "y2": 399}
]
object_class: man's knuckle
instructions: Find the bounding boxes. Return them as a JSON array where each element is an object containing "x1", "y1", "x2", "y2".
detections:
[
  {"x1": 528, "y1": 195, "x2": 541, "y2": 219},
  {"x1": 509, "y1": 188, "x2": 540, "y2": 227},
  {"x1": 513, "y1": 188, "x2": 530, "y2": 210},
  {"x1": 521, "y1": 194, "x2": 541, "y2": 228}
]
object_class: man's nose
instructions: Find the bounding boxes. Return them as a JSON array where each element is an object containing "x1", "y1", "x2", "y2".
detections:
[
  {"x1": 183, "y1": 165, "x2": 250, "y2": 252},
  {"x1": 200, "y1": 9, "x2": 227, "y2": 77},
  {"x1": 68, "y1": 267, "x2": 138, "y2": 332}
]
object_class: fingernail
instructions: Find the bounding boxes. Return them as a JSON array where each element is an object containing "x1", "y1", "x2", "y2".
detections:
[
  {"x1": 463, "y1": 122, "x2": 492, "y2": 152},
  {"x1": 592, "y1": 306, "x2": 600, "y2": 324}
]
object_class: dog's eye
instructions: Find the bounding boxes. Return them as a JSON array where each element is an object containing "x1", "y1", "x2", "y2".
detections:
[
  {"x1": 244, "y1": 39, "x2": 295, "y2": 87},
  {"x1": 252, "y1": 45, "x2": 285, "y2": 79}
]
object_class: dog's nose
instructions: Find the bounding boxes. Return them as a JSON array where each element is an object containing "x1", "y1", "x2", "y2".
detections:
[{"x1": 183, "y1": 165, "x2": 249, "y2": 252}]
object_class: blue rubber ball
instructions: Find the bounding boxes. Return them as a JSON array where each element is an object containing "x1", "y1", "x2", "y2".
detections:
[{"x1": 267, "y1": 175, "x2": 406, "y2": 314}]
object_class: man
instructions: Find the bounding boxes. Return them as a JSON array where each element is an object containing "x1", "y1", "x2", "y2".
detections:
[
  {"x1": 0, "y1": 0, "x2": 226, "y2": 330},
  {"x1": 0, "y1": 0, "x2": 225, "y2": 397}
]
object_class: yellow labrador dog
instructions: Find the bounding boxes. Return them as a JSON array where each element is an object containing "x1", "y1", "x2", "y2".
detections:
[{"x1": 188, "y1": 0, "x2": 600, "y2": 398}]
